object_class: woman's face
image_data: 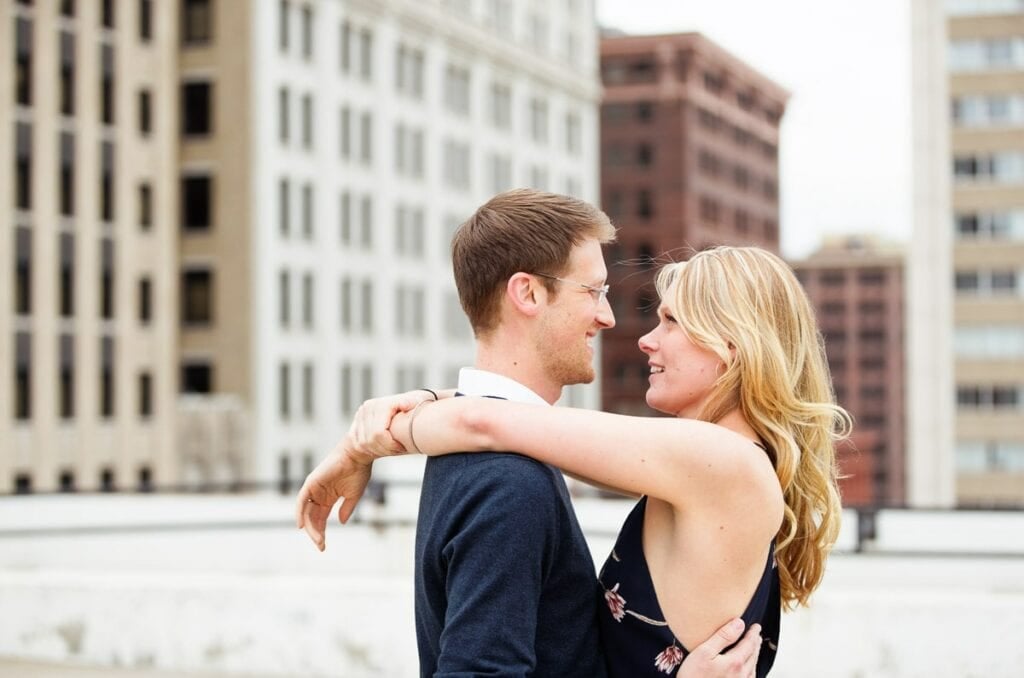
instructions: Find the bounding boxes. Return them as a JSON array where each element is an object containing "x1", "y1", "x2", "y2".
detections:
[{"x1": 638, "y1": 294, "x2": 723, "y2": 418}]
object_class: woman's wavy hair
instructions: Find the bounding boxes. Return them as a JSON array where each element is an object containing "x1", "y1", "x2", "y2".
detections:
[{"x1": 655, "y1": 246, "x2": 851, "y2": 609}]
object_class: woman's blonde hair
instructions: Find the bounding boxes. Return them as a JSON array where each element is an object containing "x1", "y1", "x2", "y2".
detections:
[{"x1": 655, "y1": 246, "x2": 851, "y2": 609}]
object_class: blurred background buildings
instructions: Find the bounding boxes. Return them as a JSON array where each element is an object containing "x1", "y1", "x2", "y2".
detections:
[{"x1": 2, "y1": 0, "x2": 1024, "y2": 673}]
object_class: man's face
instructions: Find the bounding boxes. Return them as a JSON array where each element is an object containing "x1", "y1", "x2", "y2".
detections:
[{"x1": 535, "y1": 239, "x2": 616, "y2": 386}]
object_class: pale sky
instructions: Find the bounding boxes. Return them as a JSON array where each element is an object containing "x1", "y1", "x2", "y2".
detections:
[{"x1": 595, "y1": 0, "x2": 913, "y2": 259}]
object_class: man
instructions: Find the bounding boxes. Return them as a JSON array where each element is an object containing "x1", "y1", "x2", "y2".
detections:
[{"x1": 298, "y1": 190, "x2": 762, "y2": 677}]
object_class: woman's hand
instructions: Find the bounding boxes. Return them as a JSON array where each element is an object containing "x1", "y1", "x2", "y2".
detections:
[{"x1": 348, "y1": 390, "x2": 438, "y2": 459}]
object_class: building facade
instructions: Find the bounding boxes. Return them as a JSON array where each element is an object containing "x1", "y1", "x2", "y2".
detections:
[
  {"x1": 946, "y1": 0, "x2": 1024, "y2": 506},
  {"x1": 910, "y1": 0, "x2": 1024, "y2": 508},
  {"x1": 3, "y1": 0, "x2": 603, "y2": 494},
  {"x1": 793, "y1": 237, "x2": 906, "y2": 507},
  {"x1": 2, "y1": 0, "x2": 180, "y2": 493},
  {"x1": 598, "y1": 32, "x2": 787, "y2": 415}
]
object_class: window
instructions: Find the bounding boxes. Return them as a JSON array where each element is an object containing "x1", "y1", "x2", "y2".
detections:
[
  {"x1": 301, "y1": 5, "x2": 313, "y2": 59},
  {"x1": 359, "y1": 112, "x2": 373, "y2": 164},
  {"x1": 102, "y1": 0, "x2": 115, "y2": 27},
  {"x1": 395, "y1": 205, "x2": 426, "y2": 258},
  {"x1": 100, "y1": 468, "x2": 116, "y2": 492},
  {"x1": 61, "y1": 1, "x2": 75, "y2": 18},
  {"x1": 60, "y1": 132, "x2": 74, "y2": 216},
  {"x1": 182, "y1": 0, "x2": 212, "y2": 44},
  {"x1": 566, "y1": 112, "x2": 581, "y2": 155},
  {"x1": 360, "y1": 195, "x2": 374, "y2": 248},
  {"x1": 15, "y1": 228, "x2": 31, "y2": 315},
  {"x1": 279, "y1": 178, "x2": 290, "y2": 235},
  {"x1": 339, "y1": 22, "x2": 351, "y2": 73},
  {"x1": 339, "y1": 191, "x2": 351, "y2": 244},
  {"x1": 181, "y1": 268, "x2": 213, "y2": 324},
  {"x1": 16, "y1": 18, "x2": 32, "y2": 106},
  {"x1": 302, "y1": 272, "x2": 314, "y2": 328},
  {"x1": 16, "y1": 122, "x2": 32, "y2": 210},
  {"x1": 15, "y1": 332, "x2": 31, "y2": 420},
  {"x1": 181, "y1": 362, "x2": 213, "y2": 393},
  {"x1": 637, "y1": 143, "x2": 653, "y2": 167},
  {"x1": 489, "y1": 153, "x2": 513, "y2": 194},
  {"x1": 59, "y1": 334, "x2": 74, "y2": 419},
  {"x1": 340, "y1": 363, "x2": 353, "y2": 415},
  {"x1": 139, "y1": 0, "x2": 153, "y2": 42},
  {"x1": 139, "y1": 183, "x2": 152, "y2": 229},
  {"x1": 339, "y1": 106, "x2": 350, "y2": 158},
  {"x1": 182, "y1": 81, "x2": 212, "y2": 136},
  {"x1": 340, "y1": 277, "x2": 352, "y2": 331},
  {"x1": 60, "y1": 31, "x2": 75, "y2": 116},
  {"x1": 139, "y1": 89, "x2": 152, "y2": 135},
  {"x1": 490, "y1": 83, "x2": 512, "y2": 130},
  {"x1": 59, "y1": 470, "x2": 76, "y2": 493},
  {"x1": 359, "y1": 29, "x2": 373, "y2": 80},
  {"x1": 100, "y1": 336, "x2": 114, "y2": 417},
  {"x1": 360, "y1": 280, "x2": 373, "y2": 331},
  {"x1": 14, "y1": 474, "x2": 32, "y2": 494},
  {"x1": 301, "y1": 94, "x2": 313, "y2": 149},
  {"x1": 280, "y1": 87, "x2": 290, "y2": 143},
  {"x1": 302, "y1": 363, "x2": 314, "y2": 417},
  {"x1": 530, "y1": 97, "x2": 549, "y2": 144},
  {"x1": 182, "y1": 175, "x2": 212, "y2": 230},
  {"x1": 100, "y1": 238, "x2": 114, "y2": 319},
  {"x1": 60, "y1": 234, "x2": 74, "y2": 317},
  {"x1": 442, "y1": 140, "x2": 471, "y2": 190},
  {"x1": 139, "y1": 371, "x2": 153, "y2": 418},
  {"x1": 444, "y1": 65, "x2": 471, "y2": 116},
  {"x1": 101, "y1": 45, "x2": 115, "y2": 124},
  {"x1": 279, "y1": 0, "x2": 289, "y2": 52},
  {"x1": 637, "y1": 190, "x2": 653, "y2": 219},
  {"x1": 139, "y1": 277, "x2": 152, "y2": 324},
  {"x1": 100, "y1": 141, "x2": 114, "y2": 222},
  {"x1": 279, "y1": 269, "x2": 290, "y2": 327},
  {"x1": 301, "y1": 183, "x2": 313, "y2": 237},
  {"x1": 396, "y1": 44, "x2": 425, "y2": 99},
  {"x1": 138, "y1": 466, "x2": 154, "y2": 492},
  {"x1": 279, "y1": 362, "x2": 291, "y2": 419}
]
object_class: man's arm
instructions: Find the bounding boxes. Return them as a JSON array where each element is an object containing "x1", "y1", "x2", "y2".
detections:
[{"x1": 429, "y1": 457, "x2": 560, "y2": 677}]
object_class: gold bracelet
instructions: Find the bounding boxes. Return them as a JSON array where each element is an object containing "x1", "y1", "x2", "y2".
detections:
[{"x1": 406, "y1": 400, "x2": 430, "y2": 454}]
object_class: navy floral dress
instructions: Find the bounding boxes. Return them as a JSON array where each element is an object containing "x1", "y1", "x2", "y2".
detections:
[{"x1": 597, "y1": 496, "x2": 780, "y2": 676}]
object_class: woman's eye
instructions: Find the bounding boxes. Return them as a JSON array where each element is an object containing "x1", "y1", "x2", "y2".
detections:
[{"x1": 664, "y1": 314, "x2": 677, "y2": 324}]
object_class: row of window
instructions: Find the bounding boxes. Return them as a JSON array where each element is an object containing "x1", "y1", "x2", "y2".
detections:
[
  {"x1": 954, "y1": 269, "x2": 1021, "y2": 295},
  {"x1": 819, "y1": 300, "x2": 889, "y2": 316},
  {"x1": 955, "y1": 325, "x2": 1024, "y2": 358},
  {"x1": 12, "y1": 332, "x2": 150, "y2": 421},
  {"x1": 955, "y1": 210, "x2": 1024, "y2": 240},
  {"x1": 946, "y1": 0, "x2": 1024, "y2": 16},
  {"x1": 698, "y1": 197, "x2": 779, "y2": 239},
  {"x1": 13, "y1": 229, "x2": 142, "y2": 323},
  {"x1": 697, "y1": 109, "x2": 780, "y2": 160},
  {"x1": 602, "y1": 58, "x2": 782, "y2": 124},
  {"x1": 698, "y1": 149, "x2": 778, "y2": 199},
  {"x1": 11, "y1": 466, "x2": 154, "y2": 495},
  {"x1": 798, "y1": 269, "x2": 892, "y2": 287},
  {"x1": 956, "y1": 440, "x2": 1024, "y2": 473},
  {"x1": 956, "y1": 384, "x2": 1022, "y2": 409},
  {"x1": 952, "y1": 93, "x2": 1024, "y2": 128},
  {"x1": 953, "y1": 152, "x2": 1024, "y2": 183},
  {"x1": 948, "y1": 37, "x2": 1024, "y2": 72}
]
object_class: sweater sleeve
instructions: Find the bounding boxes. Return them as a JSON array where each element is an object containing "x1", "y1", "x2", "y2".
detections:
[{"x1": 433, "y1": 457, "x2": 561, "y2": 678}]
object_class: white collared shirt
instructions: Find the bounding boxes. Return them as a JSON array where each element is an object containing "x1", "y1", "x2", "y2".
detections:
[{"x1": 457, "y1": 368, "x2": 551, "y2": 406}]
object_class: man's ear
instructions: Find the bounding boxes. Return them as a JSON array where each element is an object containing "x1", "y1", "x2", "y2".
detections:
[{"x1": 506, "y1": 272, "x2": 544, "y2": 318}]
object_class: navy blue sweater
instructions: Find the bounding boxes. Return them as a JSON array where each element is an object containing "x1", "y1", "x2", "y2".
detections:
[{"x1": 415, "y1": 451, "x2": 606, "y2": 677}]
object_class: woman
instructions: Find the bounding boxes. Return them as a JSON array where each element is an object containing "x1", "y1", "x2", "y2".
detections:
[{"x1": 344, "y1": 247, "x2": 847, "y2": 676}]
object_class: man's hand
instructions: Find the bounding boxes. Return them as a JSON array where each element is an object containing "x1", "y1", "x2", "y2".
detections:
[{"x1": 677, "y1": 619, "x2": 762, "y2": 678}]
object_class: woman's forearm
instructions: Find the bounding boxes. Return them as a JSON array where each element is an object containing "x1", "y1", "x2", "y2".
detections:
[{"x1": 390, "y1": 396, "x2": 498, "y2": 455}]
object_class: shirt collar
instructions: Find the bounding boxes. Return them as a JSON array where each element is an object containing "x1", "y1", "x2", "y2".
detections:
[{"x1": 457, "y1": 368, "x2": 550, "y2": 406}]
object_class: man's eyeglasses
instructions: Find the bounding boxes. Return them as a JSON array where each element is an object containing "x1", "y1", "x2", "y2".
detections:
[{"x1": 534, "y1": 273, "x2": 610, "y2": 304}]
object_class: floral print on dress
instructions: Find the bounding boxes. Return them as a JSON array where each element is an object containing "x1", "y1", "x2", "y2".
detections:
[
  {"x1": 654, "y1": 643, "x2": 685, "y2": 674},
  {"x1": 605, "y1": 583, "x2": 627, "y2": 622}
]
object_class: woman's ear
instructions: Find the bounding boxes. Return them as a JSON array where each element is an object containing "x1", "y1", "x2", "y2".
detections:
[{"x1": 506, "y1": 272, "x2": 544, "y2": 318}]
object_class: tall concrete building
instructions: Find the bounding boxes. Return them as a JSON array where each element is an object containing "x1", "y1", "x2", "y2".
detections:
[
  {"x1": 598, "y1": 32, "x2": 787, "y2": 415},
  {"x1": 3, "y1": 0, "x2": 603, "y2": 494},
  {"x1": 2, "y1": 0, "x2": 180, "y2": 493},
  {"x1": 793, "y1": 237, "x2": 906, "y2": 507},
  {"x1": 910, "y1": 0, "x2": 1024, "y2": 507}
]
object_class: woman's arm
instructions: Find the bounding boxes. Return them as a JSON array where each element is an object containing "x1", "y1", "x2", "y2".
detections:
[{"x1": 392, "y1": 397, "x2": 779, "y2": 511}]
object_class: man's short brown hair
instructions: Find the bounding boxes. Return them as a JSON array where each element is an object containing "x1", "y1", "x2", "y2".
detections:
[{"x1": 452, "y1": 189, "x2": 616, "y2": 336}]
